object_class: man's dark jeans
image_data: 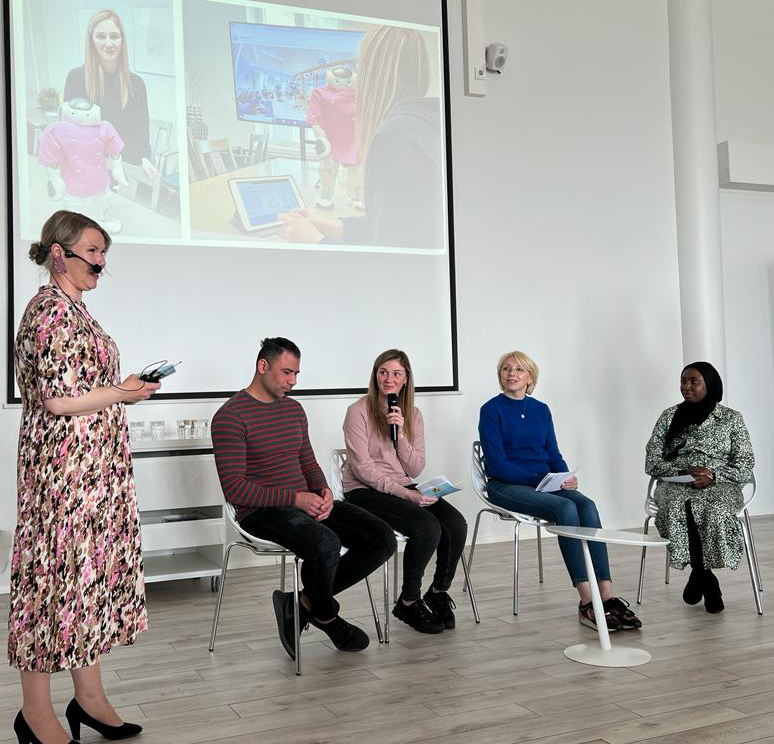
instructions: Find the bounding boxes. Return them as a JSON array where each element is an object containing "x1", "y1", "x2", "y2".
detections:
[{"x1": 240, "y1": 501, "x2": 396, "y2": 620}]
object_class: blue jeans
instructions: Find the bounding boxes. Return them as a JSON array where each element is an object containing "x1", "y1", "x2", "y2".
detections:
[{"x1": 487, "y1": 480, "x2": 611, "y2": 586}]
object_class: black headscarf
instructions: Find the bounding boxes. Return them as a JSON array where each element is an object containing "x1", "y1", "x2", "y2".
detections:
[{"x1": 663, "y1": 361, "x2": 723, "y2": 461}]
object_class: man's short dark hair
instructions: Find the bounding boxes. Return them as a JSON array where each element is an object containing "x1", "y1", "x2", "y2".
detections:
[{"x1": 257, "y1": 337, "x2": 301, "y2": 365}]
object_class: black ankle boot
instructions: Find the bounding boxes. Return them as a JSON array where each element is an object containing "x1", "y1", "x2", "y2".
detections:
[
  {"x1": 65, "y1": 699, "x2": 142, "y2": 740},
  {"x1": 703, "y1": 570, "x2": 725, "y2": 613},
  {"x1": 682, "y1": 568, "x2": 704, "y2": 605},
  {"x1": 13, "y1": 711, "x2": 76, "y2": 744}
]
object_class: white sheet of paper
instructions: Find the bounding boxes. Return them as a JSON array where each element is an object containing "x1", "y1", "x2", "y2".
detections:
[
  {"x1": 659, "y1": 474, "x2": 696, "y2": 484},
  {"x1": 536, "y1": 468, "x2": 577, "y2": 493}
]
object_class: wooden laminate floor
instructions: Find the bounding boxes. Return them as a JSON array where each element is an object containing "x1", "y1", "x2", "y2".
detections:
[{"x1": 2, "y1": 517, "x2": 774, "y2": 744}]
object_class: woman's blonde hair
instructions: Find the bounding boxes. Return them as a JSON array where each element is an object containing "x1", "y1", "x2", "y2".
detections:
[
  {"x1": 355, "y1": 26, "x2": 430, "y2": 162},
  {"x1": 497, "y1": 350, "x2": 538, "y2": 394},
  {"x1": 84, "y1": 9, "x2": 131, "y2": 109},
  {"x1": 366, "y1": 349, "x2": 416, "y2": 443},
  {"x1": 29, "y1": 210, "x2": 111, "y2": 271}
]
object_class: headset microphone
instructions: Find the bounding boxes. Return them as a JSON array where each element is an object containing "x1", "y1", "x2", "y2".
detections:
[
  {"x1": 63, "y1": 248, "x2": 103, "y2": 274},
  {"x1": 387, "y1": 393, "x2": 399, "y2": 450}
]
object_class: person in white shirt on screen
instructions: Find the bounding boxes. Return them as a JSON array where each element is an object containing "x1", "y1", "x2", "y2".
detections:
[{"x1": 281, "y1": 25, "x2": 443, "y2": 251}]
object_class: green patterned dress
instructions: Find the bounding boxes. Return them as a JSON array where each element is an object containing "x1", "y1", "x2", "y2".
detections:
[{"x1": 645, "y1": 404, "x2": 754, "y2": 570}]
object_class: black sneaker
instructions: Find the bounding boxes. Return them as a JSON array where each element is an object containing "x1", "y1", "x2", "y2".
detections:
[
  {"x1": 603, "y1": 596, "x2": 643, "y2": 629},
  {"x1": 272, "y1": 590, "x2": 301, "y2": 660},
  {"x1": 392, "y1": 596, "x2": 445, "y2": 634},
  {"x1": 578, "y1": 601, "x2": 622, "y2": 632},
  {"x1": 423, "y1": 589, "x2": 456, "y2": 629},
  {"x1": 309, "y1": 615, "x2": 370, "y2": 651}
]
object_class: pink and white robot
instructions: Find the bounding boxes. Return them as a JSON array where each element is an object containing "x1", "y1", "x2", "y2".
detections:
[
  {"x1": 37, "y1": 98, "x2": 129, "y2": 232},
  {"x1": 306, "y1": 66, "x2": 363, "y2": 210}
]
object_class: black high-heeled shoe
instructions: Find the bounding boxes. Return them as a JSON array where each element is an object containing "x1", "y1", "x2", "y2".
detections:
[
  {"x1": 65, "y1": 699, "x2": 143, "y2": 740},
  {"x1": 13, "y1": 711, "x2": 76, "y2": 744}
]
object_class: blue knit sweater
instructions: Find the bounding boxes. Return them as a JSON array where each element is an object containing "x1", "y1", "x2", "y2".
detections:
[{"x1": 478, "y1": 394, "x2": 568, "y2": 488}]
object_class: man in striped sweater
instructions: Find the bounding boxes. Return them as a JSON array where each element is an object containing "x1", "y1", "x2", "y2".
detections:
[{"x1": 212, "y1": 337, "x2": 396, "y2": 659}]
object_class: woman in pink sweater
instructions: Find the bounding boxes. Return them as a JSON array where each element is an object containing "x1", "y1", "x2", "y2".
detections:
[{"x1": 343, "y1": 349, "x2": 467, "y2": 634}]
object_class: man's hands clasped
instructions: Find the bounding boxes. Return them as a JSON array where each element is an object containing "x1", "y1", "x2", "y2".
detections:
[{"x1": 295, "y1": 487, "x2": 335, "y2": 520}]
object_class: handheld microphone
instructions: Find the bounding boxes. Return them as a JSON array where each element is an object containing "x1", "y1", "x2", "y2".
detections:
[
  {"x1": 63, "y1": 248, "x2": 102, "y2": 274},
  {"x1": 387, "y1": 393, "x2": 399, "y2": 450}
]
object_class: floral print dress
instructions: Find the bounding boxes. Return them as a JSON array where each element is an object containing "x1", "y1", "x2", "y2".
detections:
[
  {"x1": 645, "y1": 403, "x2": 754, "y2": 571},
  {"x1": 8, "y1": 284, "x2": 146, "y2": 672}
]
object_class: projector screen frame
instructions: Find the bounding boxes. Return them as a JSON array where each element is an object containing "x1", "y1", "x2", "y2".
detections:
[{"x1": 3, "y1": 0, "x2": 458, "y2": 403}]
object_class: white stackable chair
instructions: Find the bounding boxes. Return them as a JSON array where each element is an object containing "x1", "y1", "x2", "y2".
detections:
[
  {"x1": 209, "y1": 501, "x2": 384, "y2": 676},
  {"x1": 330, "y1": 449, "x2": 480, "y2": 642},
  {"x1": 636, "y1": 475, "x2": 763, "y2": 615},
  {"x1": 467, "y1": 441, "x2": 554, "y2": 615}
]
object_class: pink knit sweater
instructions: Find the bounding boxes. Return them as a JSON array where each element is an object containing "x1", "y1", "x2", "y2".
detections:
[{"x1": 342, "y1": 396, "x2": 425, "y2": 497}]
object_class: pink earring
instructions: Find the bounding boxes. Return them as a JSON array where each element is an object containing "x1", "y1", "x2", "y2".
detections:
[{"x1": 52, "y1": 254, "x2": 67, "y2": 274}]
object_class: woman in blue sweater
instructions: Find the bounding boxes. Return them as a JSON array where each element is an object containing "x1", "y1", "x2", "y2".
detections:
[{"x1": 478, "y1": 350, "x2": 641, "y2": 631}]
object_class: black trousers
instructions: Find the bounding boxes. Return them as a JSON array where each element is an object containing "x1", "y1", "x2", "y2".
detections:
[
  {"x1": 240, "y1": 501, "x2": 396, "y2": 620},
  {"x1": 345, "y1": 488, "x2": 468, "y2": 602},
  {"x1": 685, "y1": 500, "x2": 704, "y2": 569}
]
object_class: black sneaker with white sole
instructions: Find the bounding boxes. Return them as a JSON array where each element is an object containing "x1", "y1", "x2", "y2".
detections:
[
  {"x1": 578, "y1": 600, "x2": 622, "y2": 632},
  {"x1": 392, "y1": 596, "x2": 445, "y2": 634},
  {"x1": 603, "y1": 596, "x2": 643, "y2": 629}
]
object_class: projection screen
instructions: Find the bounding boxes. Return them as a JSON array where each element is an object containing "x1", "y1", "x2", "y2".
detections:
[{"x1": 4, "y1": 0, "x2": 456, "y2": 399}]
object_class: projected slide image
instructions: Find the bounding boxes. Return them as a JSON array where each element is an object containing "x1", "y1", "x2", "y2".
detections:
[
  {"x1": 184, "y1": 0, "x2": 447, "y2": 254},
  {"x1": 14, "y1": 0, "x2": 183, "y2": 241}
]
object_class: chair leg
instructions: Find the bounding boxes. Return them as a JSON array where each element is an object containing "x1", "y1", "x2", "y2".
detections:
[
  {"x1": 459, "y1": 553, "x2": 480, "y2": 623},
  {"x1": 209, "y1": 541, "x2": 236, "y2": 651},
  {"x1": 292, "y1": 557, "x2": 302, "y2": 675},
  {"x1": 513, "y1": 522, "x2": 521, "y2": 616},
  {"x1": 383, "y1": 559, "x2": 390, "y2": 644},
  {"x1": 741, "y1": 517, "x2": 764, "y2": 615},
  {"x1": 537, "y1": 525, "x2": 544, "y2": 584},
  {"x1": 744, "y1": 509, "x2": 764, "y2": 591},
  {"x1": 365, "y1": 575, "x2": 384, "y2": 643},
  {"x1": 280, "y1": 554, "x2": 286, "y2": 591},
  {"x1": 463, "y1": 509, "x2": 485, "y2": 593},
  {"x1": 636, "y1": 516, "x2": 651, "y2": 605},
  {"x1": 393, "y1": 550, "x2": 399, "y2": 599}
]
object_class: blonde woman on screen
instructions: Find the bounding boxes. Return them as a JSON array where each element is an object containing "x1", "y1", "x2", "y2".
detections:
[
  {"x1": 64, "y1": 9, "x2": 158, "y2": 180},
  {"x1": 282, "y1": 25, "x2": 443, "y2": 250}
]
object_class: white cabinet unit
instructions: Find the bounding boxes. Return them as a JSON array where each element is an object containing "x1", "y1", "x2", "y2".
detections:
[{"x1": 133, "y1": 438, "x2": 224, "y2": 588}]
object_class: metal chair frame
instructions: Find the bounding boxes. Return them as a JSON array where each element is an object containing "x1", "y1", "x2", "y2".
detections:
[
  {"x1": 636, "y1": 475, "x2": 764, "y2": 615},
  {"x1": 209, "y1": 502, "x2": 383, "y2": 675},
  {"x1": 467, "y1": 441, "x2": 554, "y2": 615},
  {"x1": 330, "y1": 449, "x2": 480, "y2": 642}
]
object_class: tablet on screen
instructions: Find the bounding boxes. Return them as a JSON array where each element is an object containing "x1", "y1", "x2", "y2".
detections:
[{"x1": 229, "y1": 176, "x2": 304, "y2": 232}]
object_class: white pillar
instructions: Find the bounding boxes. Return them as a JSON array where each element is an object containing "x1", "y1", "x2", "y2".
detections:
[{"x1": 668, "y1": 0, "x2": 726, "y2": 375}]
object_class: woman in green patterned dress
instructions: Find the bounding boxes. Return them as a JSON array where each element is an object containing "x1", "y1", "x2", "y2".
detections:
[{"x1": 645, "y1": 362, "x2": 754, "y2": 614}]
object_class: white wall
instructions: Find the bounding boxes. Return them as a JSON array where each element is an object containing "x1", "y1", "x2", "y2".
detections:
[
  {"x1": 713, "y1": 0, "x2": 774, "y2": 514},
  {"x1": 1, "y1": 1, "x2": 686, "y2": 577}
]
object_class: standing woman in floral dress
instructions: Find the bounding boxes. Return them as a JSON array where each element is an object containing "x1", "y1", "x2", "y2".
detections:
[{"x1": 8, "y1": 210, "x2": 160, "y2": 744}]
